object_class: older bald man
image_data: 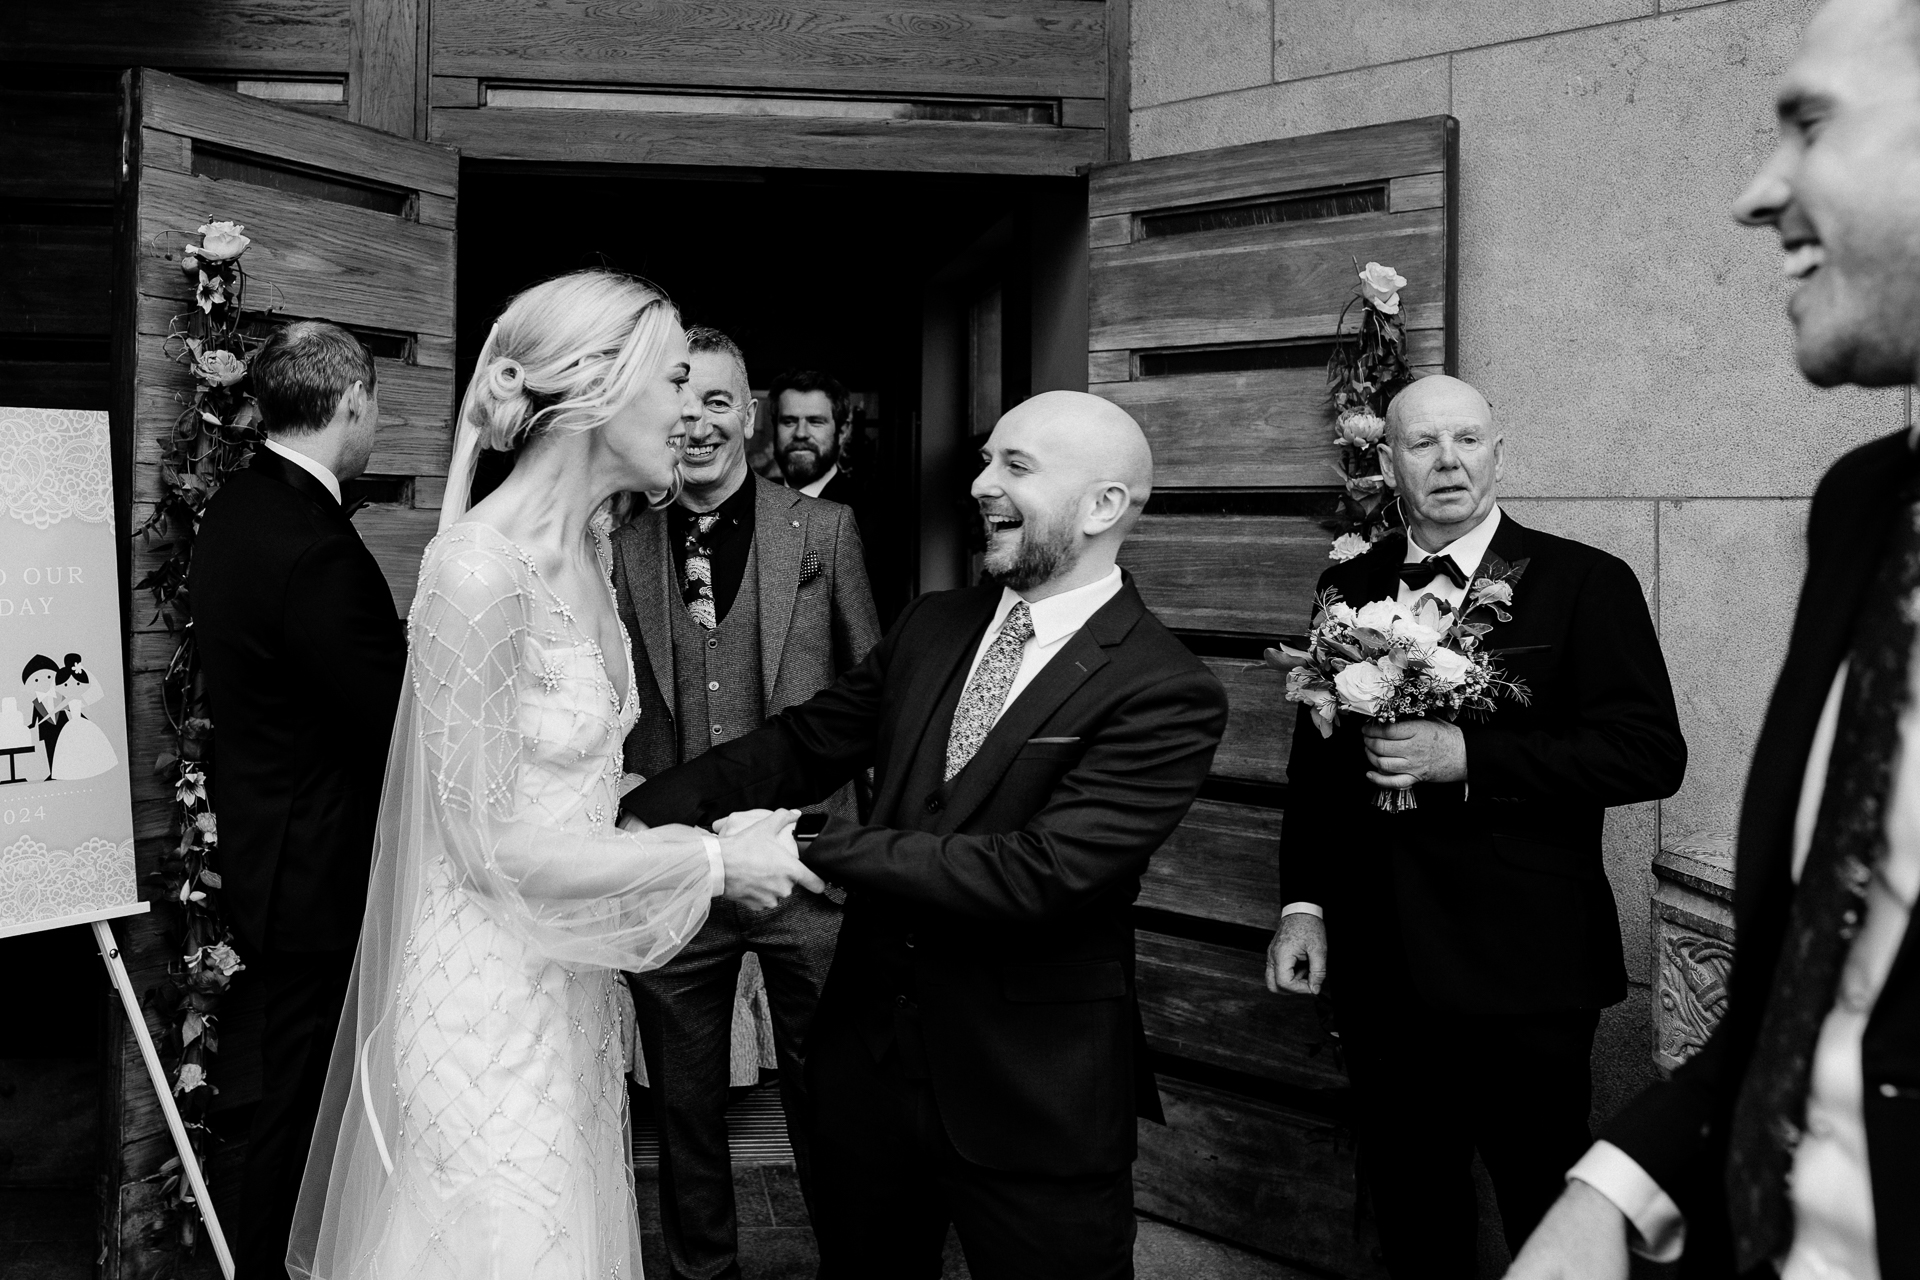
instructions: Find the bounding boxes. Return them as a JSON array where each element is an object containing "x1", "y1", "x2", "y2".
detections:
[
  {"x1": 626, "y1": 391, "x2": 1228, "y2": 1278},
  {"x1": 1267, "y1": 376, "x2": 1686, "y2": 1278}
]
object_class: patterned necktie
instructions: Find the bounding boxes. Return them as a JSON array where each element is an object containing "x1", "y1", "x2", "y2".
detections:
[
  {"x1": 680, "y1": 512, "x2": 721, "y2": 630},
  {"x1": 1724, "y1": 495, "x2": 1920, "y2": 1270},
  {"x1": 944, "y1": 601, "x2": 1035, "y2": 782}
]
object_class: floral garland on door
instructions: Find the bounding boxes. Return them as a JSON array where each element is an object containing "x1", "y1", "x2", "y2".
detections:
[
  {"x1": 133, "y1": 218, "x2": 258, "y2": 1253},
  {"x1": 1324, "y1": 261, "x2": 1415, "y2": 561}
]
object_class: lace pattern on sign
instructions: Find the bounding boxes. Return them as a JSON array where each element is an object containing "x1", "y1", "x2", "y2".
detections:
[
  {"x1": 0, "y1": 835, "x2": 137, "y2": 927},
  {"x1": 0, "y1": 407, "x2": 114, "y2": 528}
]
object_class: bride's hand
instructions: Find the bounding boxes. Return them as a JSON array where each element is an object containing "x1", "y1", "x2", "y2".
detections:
[
  {"x1": 713, "y1": 809, "x2": 773, "y2": 837},
  {"x1": 717, "y1": 809, "x2": 826, "y2": 910}
]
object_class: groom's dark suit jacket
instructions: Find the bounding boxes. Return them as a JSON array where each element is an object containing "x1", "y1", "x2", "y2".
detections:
[
  {"x1": 191, "y1": 448, "x2": 406, "y2": 955},
  {"x1": 1603, "y1": 430, "x2": 1920, "y2": 1278},
  {"x1": 624, "y1": 574, "x2": 1228, "y2": 1177},
  {"x1": 1281, "y1": 513, "x2": 1686, "y2": 1016}
]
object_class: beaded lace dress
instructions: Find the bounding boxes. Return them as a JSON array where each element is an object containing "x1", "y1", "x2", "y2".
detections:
[{"x1": 289, "y1": 518, "x2": 714, "y2": 1280}]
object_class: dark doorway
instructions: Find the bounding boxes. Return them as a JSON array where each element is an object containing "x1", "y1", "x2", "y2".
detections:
[{"x1": 456, "y1": 165, "x2": 1088, "y2": 625}]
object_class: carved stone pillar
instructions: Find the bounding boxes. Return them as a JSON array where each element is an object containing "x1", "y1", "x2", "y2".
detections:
[{"x1": 1651, "y1": 831, "x2": 1736, "y2": 1073}]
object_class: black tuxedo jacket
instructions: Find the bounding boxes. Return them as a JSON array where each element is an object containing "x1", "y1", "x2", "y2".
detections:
[
  {"x1": 624, "y1": 574, "x2": 1228, "y2": 1177},
  {"x1": 1281, "y1": 513, "x2": 1686, "y2": 1016},
  {"x1": 190, "y1": 448, "x2": 406, "y2": 954},
  {"x1": 1604, "y1": 431, "x2": 1920, "y2": 1278}
]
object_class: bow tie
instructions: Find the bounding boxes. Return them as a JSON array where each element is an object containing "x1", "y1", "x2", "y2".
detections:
[{"x1": 1398, "y1": 555, "x2": 1468, "y2": 590}]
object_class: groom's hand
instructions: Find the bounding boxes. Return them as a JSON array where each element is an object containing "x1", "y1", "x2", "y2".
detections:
[
  {"x1": 713, "y1": 809, "x2": 773, "y2": 837},
  {"x1": 718, "y1": 809, "x2": 827, "y2": 910},
  {"x1": 1362, "y1": 718, "x2": 1467, "y2": 788}
]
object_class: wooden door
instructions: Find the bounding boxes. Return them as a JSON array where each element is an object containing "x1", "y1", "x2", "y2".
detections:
[
  {"x1": 108, "y1": 68, "x2": 455, "y2": 1277},
  {"x1": 1098, "y1": 117, "x2": 1458, "y2": 1276}
]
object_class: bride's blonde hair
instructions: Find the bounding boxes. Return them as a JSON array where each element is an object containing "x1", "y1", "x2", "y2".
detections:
[{"x1": 440, "y1": 270, "x2": 681, "y2": 529}]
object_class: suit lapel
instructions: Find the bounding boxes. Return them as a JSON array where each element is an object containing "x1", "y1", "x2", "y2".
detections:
[
  {"x1": 619, "y1": 509, "x2": 677, "y2": 713},
  {"x1": 1473, "y1": 512, "x2": 1532, "y2": 648},
  {"x1": 934, "y1": 581, "x2": 1145, "y2": 834},
  {"x1": 755, "y1": 476, "x2": 803, "y2": 701},
  {"x1": 875, "y1": 591, "x2": 998, "y2": 819}
]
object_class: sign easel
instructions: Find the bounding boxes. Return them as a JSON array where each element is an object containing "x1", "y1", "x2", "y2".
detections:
[
  {"x1": 0, "y1": 406, "x2": 233, "y2": 1278},
  {"x1": 0, "y1": 903, "x2": 235, "y2": 1278}
]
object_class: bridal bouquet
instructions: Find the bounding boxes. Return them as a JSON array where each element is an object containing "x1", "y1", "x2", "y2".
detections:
[{"x1": 1276, "y1": 571, "x2": 1530, "y2": 811}]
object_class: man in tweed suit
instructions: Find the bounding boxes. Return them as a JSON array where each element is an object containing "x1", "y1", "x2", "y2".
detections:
[{"x1": 612, "y1": 325, "x2": 880, "y2": 1280}]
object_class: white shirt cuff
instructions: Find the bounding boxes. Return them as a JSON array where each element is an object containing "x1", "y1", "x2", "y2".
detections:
[
  {"x1": 701, "y1": 833, "x2": 725, "y2": 898},
  {"x1": 1280, "y1": 902, "x2": 1323, "y2": 919},
  {"x1": 1567, "y1": 1141, "x2": 1686, "y2": 1263}
]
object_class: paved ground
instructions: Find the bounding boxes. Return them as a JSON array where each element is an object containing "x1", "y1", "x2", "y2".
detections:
[
  {"x1": 633, "y1": 1166, "x2": 1309, "y2": 1279},
  {"x1": 2, "y1": 1177, "x2": 1310, "y2": 1280}
]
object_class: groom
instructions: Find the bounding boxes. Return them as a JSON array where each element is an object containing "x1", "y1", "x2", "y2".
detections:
[{"x1": 625, "y1": 391, "x2": 1228, "y2": 1278}]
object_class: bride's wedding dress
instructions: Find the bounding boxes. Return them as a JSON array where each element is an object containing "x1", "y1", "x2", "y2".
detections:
[{"x1": 290, "y1": 518, "x2": 715, "y2": 1280}]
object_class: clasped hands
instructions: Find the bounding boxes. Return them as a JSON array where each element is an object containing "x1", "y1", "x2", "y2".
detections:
[{"x1": 620, "y1": 807, "x2": 823, "y2": 909}]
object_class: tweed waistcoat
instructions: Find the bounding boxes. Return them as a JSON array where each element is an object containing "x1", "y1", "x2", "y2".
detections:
[{"x1": 671, "y1": 538, "x2": 768, "y2": 762}]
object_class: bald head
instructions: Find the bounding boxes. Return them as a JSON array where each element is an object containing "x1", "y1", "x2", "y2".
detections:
[
  {"x1": 996, "y1": 390, "x2": 1154, "y2": 510},
  {"x1": 972, "y1": 391, "x2": 1154, "y2": 597},
  {"x1": 1383, "y1": 375, "x2": 1493, "y2": 443}
]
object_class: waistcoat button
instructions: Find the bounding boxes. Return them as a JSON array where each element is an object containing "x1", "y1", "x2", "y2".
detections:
[
  {"x1": 708, "y1": 681, "x2": 719, "y2": 691},
  {"x1": 925, "y1": 795, "x2": 942, "y2": 813}
]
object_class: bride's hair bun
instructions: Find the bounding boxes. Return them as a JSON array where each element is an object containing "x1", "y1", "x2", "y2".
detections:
[
  {"x1": 487, "y1": 357, "x2": 525, "y2": 397},
  {"x1": 468, "y1": 354, "x2": 538, "y2": 451}
]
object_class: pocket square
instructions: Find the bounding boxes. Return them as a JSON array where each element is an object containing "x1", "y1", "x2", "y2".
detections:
[
  {"x1": 798, "y1": 551, "x2": 822, "y2": 585},
  {"x1": 1026, "y1": 736, "x2": 1081, "y2": 744}
]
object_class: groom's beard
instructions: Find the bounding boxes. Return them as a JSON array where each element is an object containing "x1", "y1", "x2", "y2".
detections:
[{"x1": 983, "y1": 506, "x2": 1080, "y2": 593}]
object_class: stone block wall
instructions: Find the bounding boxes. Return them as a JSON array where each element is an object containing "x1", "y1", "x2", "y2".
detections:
[{"x1": 1129, "y1": 0, "x2": 1907, "y2": 1126}]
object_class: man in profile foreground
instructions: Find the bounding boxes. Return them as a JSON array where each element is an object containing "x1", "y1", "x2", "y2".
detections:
[{"x1": 1509, "y1": 0, "x2": 1920, "y2": 1274}]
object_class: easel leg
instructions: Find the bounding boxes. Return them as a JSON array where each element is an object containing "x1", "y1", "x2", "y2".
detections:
[{"x1": 93, "y1": 919, "x2": 236, "y2": 1280}]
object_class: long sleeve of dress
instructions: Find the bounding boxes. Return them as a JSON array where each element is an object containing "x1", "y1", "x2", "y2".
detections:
[{"x1": 407, "y1": 533, "x2": 714, "y2": 973}]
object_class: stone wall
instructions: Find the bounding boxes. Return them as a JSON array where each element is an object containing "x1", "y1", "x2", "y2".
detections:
[{"x1": 1129, "y1": 0, "x2": 1906, "y2": 1125}]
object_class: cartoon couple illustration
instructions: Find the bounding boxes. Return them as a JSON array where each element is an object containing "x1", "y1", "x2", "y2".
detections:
[{"x1": 2, "y1": 652, "x2": 117, "y2": 782}]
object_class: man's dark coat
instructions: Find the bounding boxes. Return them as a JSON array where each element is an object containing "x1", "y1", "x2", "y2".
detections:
[
  {"x1": 1281, "y1": 513, "x2": 1687, "y2": 1015},
  {"x1": 624, "y1": 574, "x2": 1229, "y2": 1176},
  {"x1": 1603, "y1": 431, "x2": 1920, "y2": 1278}
]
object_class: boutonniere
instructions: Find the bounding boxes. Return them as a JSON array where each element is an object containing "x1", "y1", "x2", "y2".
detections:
[{"x1": 1460, "y1": 555, "x2": 1528, "y2": 627}]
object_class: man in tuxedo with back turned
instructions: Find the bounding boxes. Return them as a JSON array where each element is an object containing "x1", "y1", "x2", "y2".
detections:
[
  {"x1": 1268, "y1": 375, "x2": 1687, "y2": 1278},
  {"x1": 1510, "y1": 0, "x2": 1920, "y2": 1274},
  {"x1": 191, "y1": 321, "x2": 406, "y2": 1278},
  {"x1": 625, "y1": 391, "x2": 1228, "y2": 1279}
]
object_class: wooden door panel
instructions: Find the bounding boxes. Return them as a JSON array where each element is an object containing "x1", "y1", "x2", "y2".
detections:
[
  {"x1": 1120, "y1": 514, "x2": 1324, "y2": 635},
  {"x1": 1136, "y1": 1077, "x2": 1385, "y2": 1278},
  {"x1": 1137, "y1": 933, "x2": 1344, "y2": 1091},
  {"x1": 1095, "y1": 367, "x2": 1340, "y2": 489},
  {"x1": 1101, "y1": 118, "x2": 1457, "y2": 1273},
  {"x1": 1092, "y1": 118, "x2": 1450, "y2": 219},
  {"x1": 1139, "y1": 799, "x2": 1282, "y2": 929},
  {"x1": 1209, "y1": 657, "x2": 1295, "y2": 784},
  {"x1": 134, "y1": 168, "x2": 453, "y2": 336},
  {"x1": 1089, "y1": 209, "x2": 1445, "y2": 353}
]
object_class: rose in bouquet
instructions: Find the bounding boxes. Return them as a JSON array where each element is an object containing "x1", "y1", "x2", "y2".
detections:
[{"x1": 1274, "y1": 569, "x2": 1530, "y2": 811}]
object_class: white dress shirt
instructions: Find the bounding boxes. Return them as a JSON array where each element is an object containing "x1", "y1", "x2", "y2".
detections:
[
  {"x1": 262, "y1": 436, "x2": 343, "y2": 505},
  {"x1": 960, "y1": 567, "x2": 1125, "y2": 733},
  {"x1": 797, "y1": 463, "x2": 840, "y2": 500},
  {"x1": 1572, "y1": 658, "x2": 1918, "y2": 1277},
  {"x1": 1280, "y1": 507, "x2": 1505, "y2": 921}
]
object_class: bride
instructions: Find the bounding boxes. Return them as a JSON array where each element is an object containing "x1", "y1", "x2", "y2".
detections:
[{"x1": 289, "y1": 270, "x2": 822, "y2": 1280}]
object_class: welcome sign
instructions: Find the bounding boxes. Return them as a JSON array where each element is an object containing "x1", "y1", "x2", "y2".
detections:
[{"x1": 0, "y1": 405, "x2": 140, "y2": 937}]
